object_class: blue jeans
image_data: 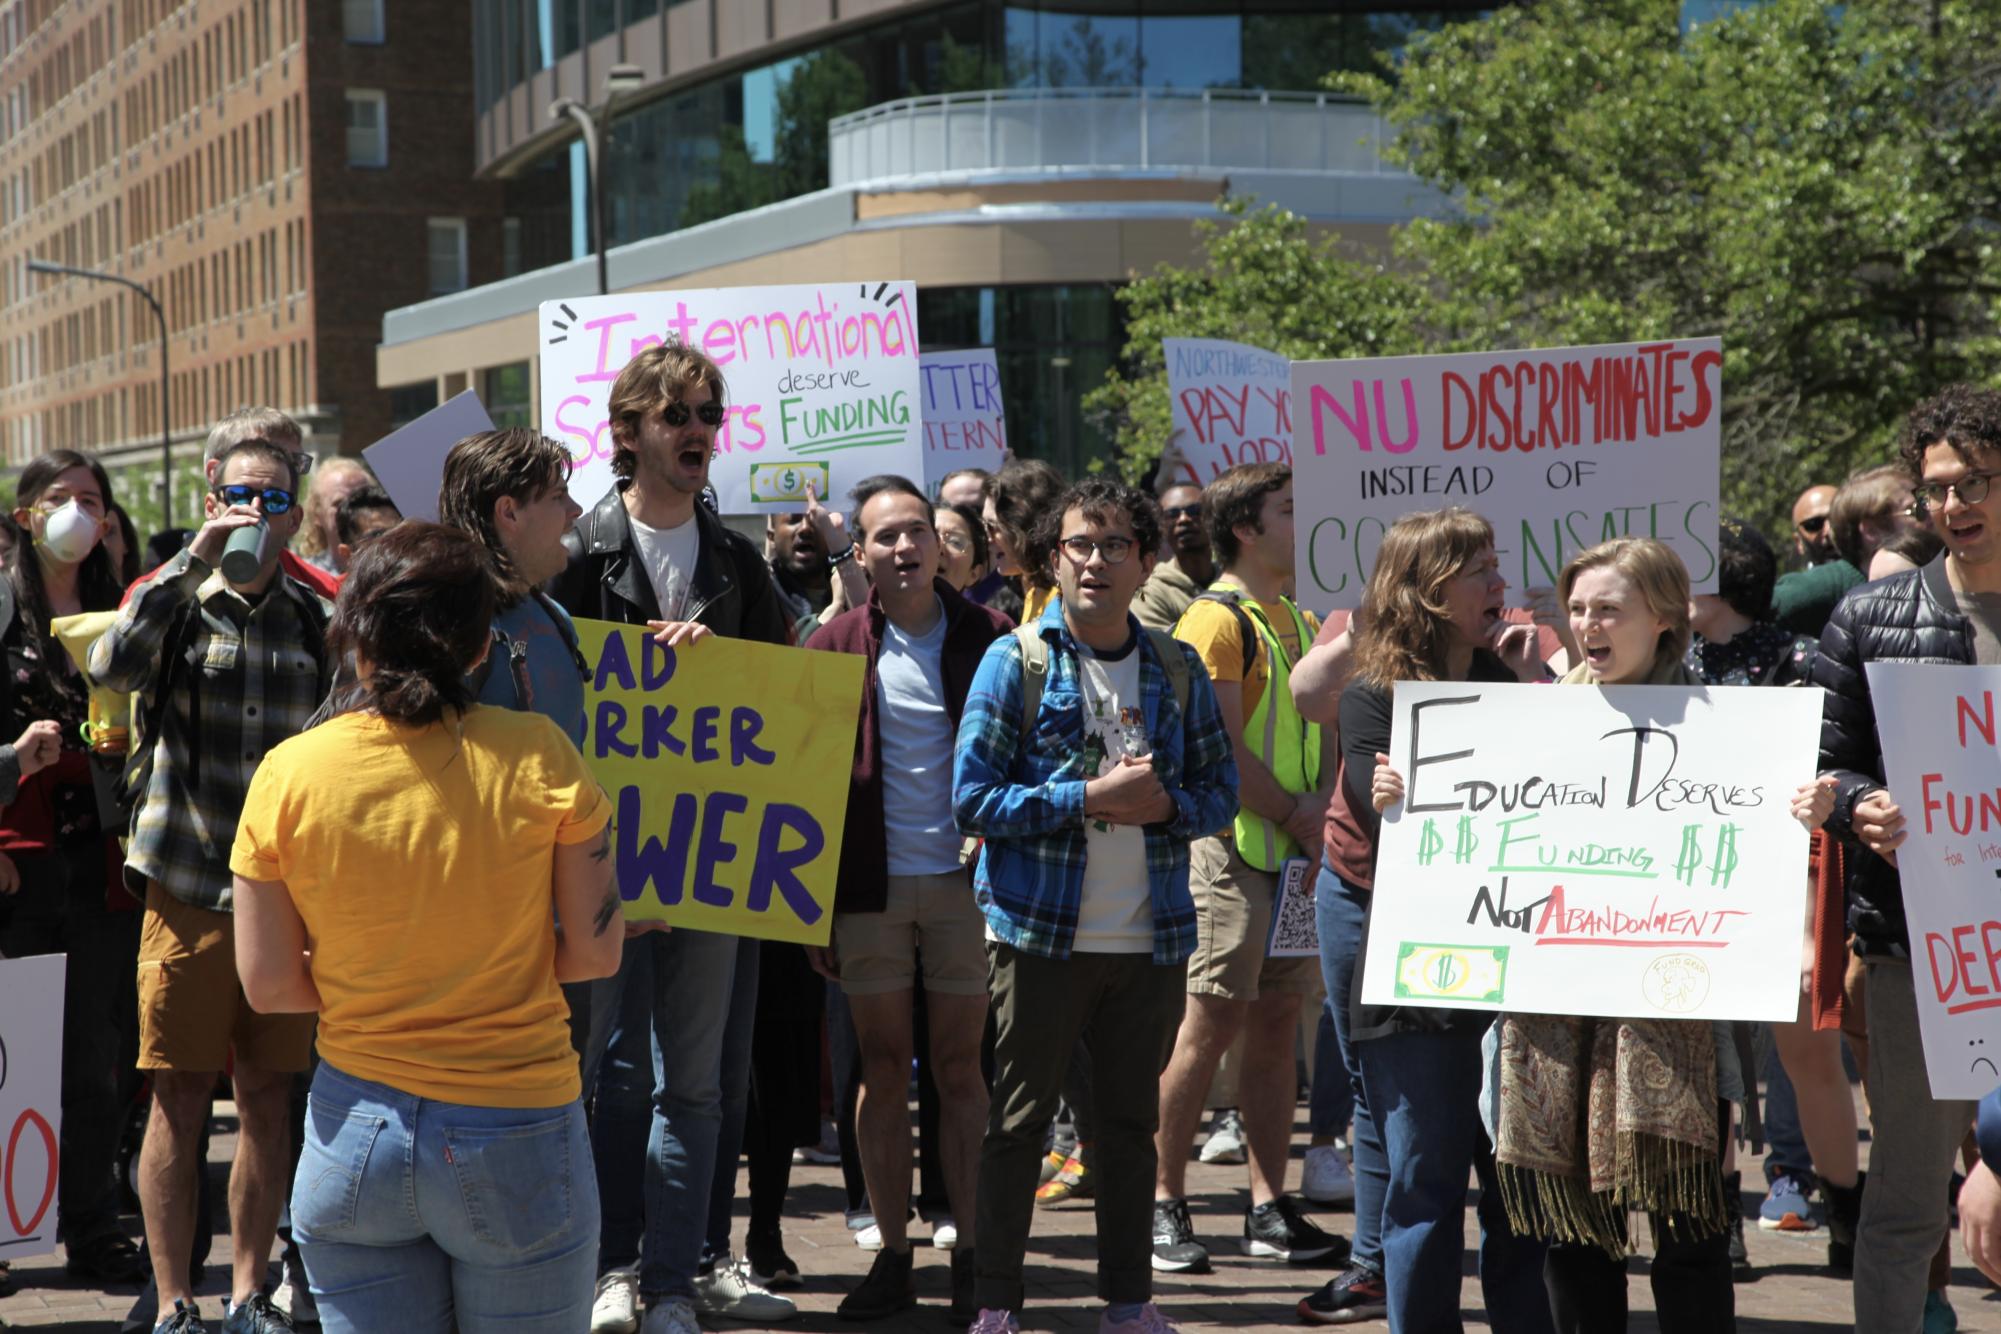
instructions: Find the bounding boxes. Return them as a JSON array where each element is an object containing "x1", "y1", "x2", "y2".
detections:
[
  {"x1": 1759, "y1": 1025, "x2": 1814, "y2": 1183},
  {"x1": 1358, "y1": 1021, "x2": 1553, "y2": 1334},
  {"x1": 703, "y1": 935, "x2": 761, "y2": 1265},
  {"x1": 291, "y1": 1063, "x2": 598, "y2": 1334},
  {"x1": 589, "y1": 940, "x2": 656, "y2": 1272},
  {"x1": 1315, "y1": 864, "x2": 1386, "y2": 1274},
  {"x1": 637, "y1": 927, "x2": 759, "y2": 1300},
  {"x1": 1309, "y1": 1002, "x2": 1353, "y2": 1139}
]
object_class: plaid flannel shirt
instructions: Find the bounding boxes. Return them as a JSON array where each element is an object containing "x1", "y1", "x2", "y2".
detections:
[
  {"x1": 90, "y1": 547, "x2": 331, "y2": 911},
  {"x1": 952, "y1": 597, "x2": 1238, "y2": 964}
]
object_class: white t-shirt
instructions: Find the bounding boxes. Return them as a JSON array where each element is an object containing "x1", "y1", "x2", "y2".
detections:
[
  {"x1": 877, "y1": 600, "x2": 963, "y2": 876},
  {"x1": 1071, "y1": 637, "x2": 1153, "y2": 953},
  {"x1": 628, "y1": 511, "x2": 701, "y2": 622}
]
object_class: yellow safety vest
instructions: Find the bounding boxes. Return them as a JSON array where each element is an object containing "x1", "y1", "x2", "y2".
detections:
[{"x1": 1207, "y1": 587, "x2": 1323, "y2": 871}]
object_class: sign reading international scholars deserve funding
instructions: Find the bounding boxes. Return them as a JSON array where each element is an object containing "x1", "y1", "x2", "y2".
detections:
[
  {"x1": 0, "y1": 954, "x2": 63, "y2": 1259},
  {"x1": 539, "y1": 283, "x2": 923, "y2": 516},
  {"x1": 1291, "y1": 337, "x2": 1722, "y2": 609},
  {"x1": 1361, "y1": 681, "x2": 1821, "y2": 1022},
  {"x1": 1869, "y1": 663, "x2": 2001, "y2": 1099},
  {"x1": 575, "y1": 621, "x2": 864, "y2": 946}
]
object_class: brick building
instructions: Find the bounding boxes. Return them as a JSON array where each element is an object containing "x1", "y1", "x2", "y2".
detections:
[{"x1": 0, "y1": 0, "x2": 516, "y2": 527}]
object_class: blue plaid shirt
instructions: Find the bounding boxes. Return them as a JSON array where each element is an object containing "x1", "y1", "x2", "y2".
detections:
[{"x1": 953, "y1": 597, "x2": 1238, "y2": 964}]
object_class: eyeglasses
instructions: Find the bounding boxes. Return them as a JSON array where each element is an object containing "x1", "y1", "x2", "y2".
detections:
[
  {"x1": 1163, "y1": 503, "x2": 1203, "y2": 521},
  {"x1": 1059, "y1": 535, "x2": 1135, "y2": 565},
  {"x1": 1795, "y1": 514, "x2": 1828, "y2": 535},
  {"x1": 1912, "y1": 472, "x2": 1999, "y2": 512},
  {"x1": 212, "y1": 484, "x2": 296, "y2": 515},
  {"x1": 939, "y1": 533, "x2": 973, "y2": 554},
  {"x1": 662, "y1": 401, "x2": 726, "y2": 428}
]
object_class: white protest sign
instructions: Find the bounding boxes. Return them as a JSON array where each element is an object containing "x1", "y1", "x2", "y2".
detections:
[
  {"x1": 1361, "y1": 681, "x2": 1819, "y2": 1021},
  {"x1": 0, "y1": 955, "x2": 64, "y2": 1260},
  {"x1": 1869, "y1": 663, "x2": 2001, "y2": 1099},
  {"x1": 1291, "y1": 338, "x2": 1722, "y2": 609},
  {"x1": 539, "y1": 284, "x2": 922, "y2": 515},
  {"x1": 361, "y1": 390, "x2": 496, "y2": 523},
  {"x1": 1163, "y1": 337, "x2": 1291, "y2": 489},
  {"x1": 921, "y1": 349, "x2": 1006, "y2": 489}
]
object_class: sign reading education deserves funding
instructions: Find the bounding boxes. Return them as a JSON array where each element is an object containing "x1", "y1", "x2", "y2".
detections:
[
  {"x1": 1361, "y1": 682, "x2": 1820, "y2": 1021},
  {"x1": 0, "y1": 954, "x2": 63, "y2": 1261},
  {"x1": 921, "y1": 348, "x2": 1007, "y2": 488},
  {"x1": 1291, "y1": 338, "x2": 1723, "y2": 608},
  {"x1": 1164, "y1": 337, "x2": 1292, "y2": 489},
  {"x1": 575, "y1": 621, "x2": 864, "y2": 945},
  {"x1": 1870, "y1": 663, "x2": 2001, "y2": 1099},
  {"x1": 540, "y1": 283, "x2": 923, "y2": 515}
]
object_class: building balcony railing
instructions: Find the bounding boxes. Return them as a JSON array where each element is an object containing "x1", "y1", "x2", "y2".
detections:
[{"x1": 828, "y1": 87, "x2": 1410, "y2": 188}]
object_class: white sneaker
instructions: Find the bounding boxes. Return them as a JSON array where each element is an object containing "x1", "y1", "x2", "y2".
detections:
[
  {"x1": 1198, "y1": 1108, "x2": 1247, "y2": 1164},
  {"x1": 932, "y1": 1215, "x2": 959, "y2": 1250},
  {"x1": 856, "y1": 1222, "x2": 883, "y2": 1250},
  {"x1": 592, "y1": 1267, "x2": 641, "y2": 1334},
  {"x1": 692, "y1": 1254, "x2": 799, "y2": 1322},
  {"x1": 1302, "y1": 1145, "x2": 1357, "y2": 1206},
  {"x1": 793, "y1": 1118, "x2": 842, "y2": 1165},
  {"x1": 272, "y1": 1258, "x2": 318, "y2": 1324},
  {"x1": 640, "y1": 1296, "x2": 702, "y2": 1334}
]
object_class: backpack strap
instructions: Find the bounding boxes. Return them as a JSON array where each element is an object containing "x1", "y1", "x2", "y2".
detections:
[
  {"x1": 1193, "y1": 587, "x2": 1260, "y2": 678},
  {"x1": 1014, "y1": 623, "x2": 1049, "y2": 743},
  {"x1": 533, "y1": 589, "x2": 590, "y2": 681},
  {"x1": 1144, "y1": 628, "x2": 1191, "y2": 718}
]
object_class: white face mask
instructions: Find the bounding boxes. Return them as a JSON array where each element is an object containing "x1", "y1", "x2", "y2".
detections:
[{"x1": 37, "y1": 499, "x2": 100, "y2": 565}]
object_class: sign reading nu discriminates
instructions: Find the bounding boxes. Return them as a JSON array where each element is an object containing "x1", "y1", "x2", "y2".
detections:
[
  {"x1": 1870, "y1": 664, "x2": 2001, "y2": 1099},
  {"x1": 575, "y1": 621, "x2": 863, "y2": 946},
  {"x1": 539, "y1": 283, "x2": 923, "y2": 516},
  {"x1": 1291, "y1": 338, "x2": 1722, "y2": 609},
  {"x1": 1362, "y1": 682, "x2": 1821, "y2": 1022}
]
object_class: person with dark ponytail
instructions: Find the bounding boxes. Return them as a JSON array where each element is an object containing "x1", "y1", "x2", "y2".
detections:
[
  {"x1": 229, "y1": 522, "x2": 623, "y2": 1334},
  {"x1": 0, "y1": 449, "x2": 147, "y2": 1286}
]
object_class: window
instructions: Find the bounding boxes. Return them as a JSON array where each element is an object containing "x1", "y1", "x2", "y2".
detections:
[
  {"x1": 342, "y1": 0, "x2": 382, "y2": 44},
  {"x1": 344, "y1": 89, "x2": 386, "y2": 167},
  {"x1": 425, "y1": 217, "x2": 467, "y2": 294}
]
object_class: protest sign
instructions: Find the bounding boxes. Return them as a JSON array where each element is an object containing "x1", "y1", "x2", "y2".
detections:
[
  {"x1": 1291, "y1": 338, "x2": 1722, "y2": 609},
  {"x1": 1869, "y1": 663, "x2": 2001, "y2": 1098},
  {"x1": 921, "y1": 348, "x2": 1006, "y2": 489},
  {"x1": 362, "y1": 390, "x2": 496, "y2": 523},
  {"x1": 0, "y1": 954, "x2": 64, "y2": 1261},
  {"x1": 1163, "y1": 338, "x2": 1292, "y2": 489},
  {"x1": 539, "y1": 284, "x2": 922, "y2": 515},
  {"x1": 1360, "y1": 681, "x2": 1820, "y2": 1021},
  {"x1": 574, "y1": 620, "x2": 863, "y2": 945}
]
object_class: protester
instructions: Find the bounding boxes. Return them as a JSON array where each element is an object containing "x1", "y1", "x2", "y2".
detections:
[
  {"x1": 1771, "y1": 481, "x2": 1863, "y2": 636},
  {"x1": 1293, "y1": 508, "x2": 1549, "y2": 1333},
  {"x1": 296, "y1": 458, "x2": 371, "y2": 574},
  {"x1": 105, "y1": 501, "x2": 143, "y2": 585},
  {"x1": 983, "y1": 459, "x2": 1065, "y2": 623},
  {"x1": 1816, "y1": 384, "x2": 2001, "y2": 1330},
  {"x1": 0, "y1": 450, "x2": 145, "y2": 1286},
  {"x1": 230, "y1": 521, "x2": 621, "y2": 1334},
  {"x1": 954, "y1": 476, "x2": 1237, "y2": 1334},
  {"x1": 805, "y1": 474, "x2": 1011, "y2": 1322},
  {"x1": 1868, "y1": 523, "x2": 1944, "y2": 579},
  {"x1": 1133, "y1": 483, "x2": 1214, "y2": 632},
  {"x1": 545, "y1": 340, "x2": 796, "y2": 1334},
  {"x1": 189, "y1": 409, "x2": 339, "y2": 603},
  {"x1": 1827, "y1": 464, "x2": 1919, "y2": 577},
  {"x1": 92, "y1": 434, "x2": 333, "y2": 1334},
  {"x1": 765, "y1": 506, "x2": 833, "y2": 640},
  {"x1": 938, "y1": 468, "x2": 991, "y2": 512},
  {"x1": 934, "y1": 502, "x2": 992, "y2": 593},
  {"x1": 1154, "y1": 463, "x2": 1343, "y2": 1273},
  {"x1": 330, "y1": 485, "x2": 402, "y2": 570}
]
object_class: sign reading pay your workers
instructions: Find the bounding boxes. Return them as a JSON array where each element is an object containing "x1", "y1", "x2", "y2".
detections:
[{"x1": 575, "y1": 621, "x2": 863, "y2": 945}]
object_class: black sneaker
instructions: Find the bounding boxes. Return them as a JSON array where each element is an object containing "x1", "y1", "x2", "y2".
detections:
[
  {"x1": 1244, "y1": 1197, "x2": 1349, "y2": 1265},
  {"x1": 154, "y1": 1300, "x2": 209, "y2": 1334},
  {"x1": 1151, "y1": 1198, "x2": 1211, "y2": 1274},
  {"x1": 1298, "y1": 1264, "x2": 1389, "y2": 1324},
  {"x1": 1723, "y1": 1170, "x2": 1752, "y2": 1280},
  {"x1": 220, "y1": 1293, "x2": 295, "y2": 1334},
  {"x1": 838, "y1": 1245, "x2": 916, "y2": 1321},
  {"x1": 949, "y1": 1247, "x2": 978, "y2": 1327}
]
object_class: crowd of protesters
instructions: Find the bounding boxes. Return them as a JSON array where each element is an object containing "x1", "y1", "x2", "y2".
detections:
[{"x1": 3, "y1": 339, "x2": 2001, "y2": 1334}]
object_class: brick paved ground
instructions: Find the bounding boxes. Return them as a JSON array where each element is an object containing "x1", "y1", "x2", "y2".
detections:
[{"x1": 2, "y1": 1096, "x2": 1991, "y2": 1332}]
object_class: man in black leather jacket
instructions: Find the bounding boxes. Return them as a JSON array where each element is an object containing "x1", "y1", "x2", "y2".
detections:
[{"x1": 1815, "y1": 384, "x2": 2001, "y2": 1331}]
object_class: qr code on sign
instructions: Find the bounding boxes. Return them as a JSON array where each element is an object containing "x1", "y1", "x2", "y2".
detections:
[{"x1": 1265, "y1": 857, "x2": 1319, "y2": 958}]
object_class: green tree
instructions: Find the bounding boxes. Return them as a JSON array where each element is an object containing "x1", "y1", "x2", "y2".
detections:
[{"x1": 772, "y1": 48, "x2": 870, "y2": 200}]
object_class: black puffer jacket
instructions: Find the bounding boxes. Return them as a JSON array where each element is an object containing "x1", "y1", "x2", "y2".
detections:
[{"x1": 1815, "y1": 557, "x2": 1975, "y2": 955}]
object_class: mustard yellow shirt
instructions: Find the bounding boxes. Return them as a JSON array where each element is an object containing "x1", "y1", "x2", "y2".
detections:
[
  {"x1": 1174, "y1": 591, "x2": 1318, "y2": 719},
  {"x1": 1023, "y1": 582, "x2": 1057, "y2": 623},
  {"x1": 231, "y1": 707, "x2": 612, "y2": 1108}
]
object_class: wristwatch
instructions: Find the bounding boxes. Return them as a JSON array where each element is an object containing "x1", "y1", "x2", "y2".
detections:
[{"x1": 826, "y1": 543, "x2": 856, "y2": 569}]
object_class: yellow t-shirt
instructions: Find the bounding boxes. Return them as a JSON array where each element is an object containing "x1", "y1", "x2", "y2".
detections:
[
  {"x1": 230, "y1": 706, "x2": 612, "y2": 1108},
  {"x1": 1023, "y1": 582, "x2": 1057, "y2": 623},
  {"x1": 1174, "y1": 591, "x2": 1319, "y2": 719}
]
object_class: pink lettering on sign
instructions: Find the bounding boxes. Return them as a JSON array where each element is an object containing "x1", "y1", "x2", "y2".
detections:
[{"x1": 1308, "y1": 379, "x2": 1420, "y2": 455}]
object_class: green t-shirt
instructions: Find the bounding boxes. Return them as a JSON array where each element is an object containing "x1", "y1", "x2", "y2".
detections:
[{"x1": 1769, "y1": 559, "x2": 1864, "y2": 638}]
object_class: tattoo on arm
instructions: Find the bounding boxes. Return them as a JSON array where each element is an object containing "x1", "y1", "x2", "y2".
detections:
[{"x1": 592, "y1": 886, "x2": 620, "y2": 937}]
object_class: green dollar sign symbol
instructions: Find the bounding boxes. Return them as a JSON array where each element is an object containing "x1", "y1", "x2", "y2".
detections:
[
  {"x1": 1455, "y1": 815, "x2": 1479, "y2": 865},
  {"x1": 1710, "y1": 823, "x2": 1741, "y2": 889},
  {"x1": 1673, "y1": 824, "x2": 1705, "y2": 887},
  {"x1": 1417, "y1": 819, "x2": 1444, "y2": 866}
]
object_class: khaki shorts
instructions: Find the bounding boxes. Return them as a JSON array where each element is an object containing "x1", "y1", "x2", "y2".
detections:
[
  {"x1": 1185, "y1": 836, "x2": 1321, "y2": 1002},
  {"x1": 834, "y1": 871, "x2": 988, "y2": 997},
  {"x1": 137, "y1": 881, "x2": 315, "y2": 1073}
]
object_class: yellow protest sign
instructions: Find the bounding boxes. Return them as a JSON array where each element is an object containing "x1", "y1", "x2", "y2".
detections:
[{"x1": 575, "y1": 619, "x2": 862, "y2": 945}]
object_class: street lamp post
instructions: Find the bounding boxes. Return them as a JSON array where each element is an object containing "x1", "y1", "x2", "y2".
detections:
[
  {"x1": 27, "y1": 258, "x2": 173, "y2": 522},
  {"x1": 552, "y1": 63, "x2": 646, "y2": 297}
]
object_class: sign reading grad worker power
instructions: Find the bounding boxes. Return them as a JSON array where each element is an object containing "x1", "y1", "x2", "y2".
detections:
[
  {"x1": 1361, "y1": 682, "x2": 1821, "y2": 1022},
  {"x1": 1164, "y1": 337, "x2": 1292, "y2": 489},
  {"x1": 1292, "y1": 338, "x2": 1722, "y2": 608},
  {"x1": 540, "y1": 283, "x2": 922, "y2": 515},
  {"x1": 1869, "y1": 664, "x2": 2001, "y2": 1099},
  {"x1": 575, "y1": 621, "x2": 864, "y2": 945}
]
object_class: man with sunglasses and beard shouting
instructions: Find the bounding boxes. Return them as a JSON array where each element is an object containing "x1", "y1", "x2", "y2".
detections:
[
  {"x1": 547, "y1": 341, "x2": 794, "y2": 1334},
  {"x1": 92, "y1": 434, "x2": 334, "y2": 1334}
]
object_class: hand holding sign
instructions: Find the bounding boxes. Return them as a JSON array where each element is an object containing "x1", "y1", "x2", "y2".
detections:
[
  {"x1": 646, "y1": 620, "x2": 715, "y2": 649},
  {"x1": 1372, "y1": 753, "x2": 1404, "y2": 814},
  {"x1": 1854, "y1": 788, "x2": 1906, "y2": 864},
  {"x1": 1792, "y1": 777, "x2": 1837, "y2": 829}
]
